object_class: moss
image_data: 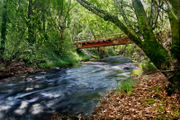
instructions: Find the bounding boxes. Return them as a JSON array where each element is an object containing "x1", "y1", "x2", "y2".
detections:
[
  {"x1": 142, "y1": 40, "x2": 171, "y2": 70},
  {"x1": 157, "y1": 105, "x2": 166, "y2": 114},
  {"x1": 140, "y1": 60, "x2": 157, "y2": 73},
  {"x1": 171, "y1": 105, "x2": 180, "y2": 111},
  {"x1": 146, "y1": 98, "x2": 155, "y2": 104},
  {"x1": 153, "y1": 117, "x2": 164, "y2": 120},
  {"x1": 153, "y1": 86, "x2": 161, "y2": 92},
  {"x1": 173, "y1": 112, "x2": 180, "y2": 118},
  {"x1": 131, "y1": 69, "x2": 143, "y2": 76}
]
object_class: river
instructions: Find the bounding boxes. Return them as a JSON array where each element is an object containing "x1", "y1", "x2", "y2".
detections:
[{"x1": 0, "y1": 56, "x2": 136, "y2": 120}]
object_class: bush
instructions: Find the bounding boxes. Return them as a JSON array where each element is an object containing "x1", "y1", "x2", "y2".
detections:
[
  {"x1": 116, "y1": 78, "x2": 135, "y2": 94},
  {"x1": 140, "y1": 60, "x2": 157, "y2": 73},
  {"x1": 131, "y1": 69, "x2": 143, "y2": 76}
]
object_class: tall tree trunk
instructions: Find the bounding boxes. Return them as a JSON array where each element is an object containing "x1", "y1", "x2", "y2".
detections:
[
  {"x1": 132, "y1": 0, "x2": 172, "y2": 70},
  {"x1": 0, "y1": 0, "x2": 8, "y2": 59},
  {"x1": 167, "y1": 0, "x2": 180, "y2": 93},
  {"x1": 59, "y1": 29, "x2": 65, "y2": 40},
  {"x1": 27, "y1": 0, "x2": 35, "y2": 44},
  {"x1": 42, "y1": 9, "x2": 48, "y2": 41},
  {"x1": 168, "y1": 0, "x2": 180, "y2": 64}
]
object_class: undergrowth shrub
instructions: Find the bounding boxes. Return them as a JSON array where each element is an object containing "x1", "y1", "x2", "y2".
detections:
[
  {"x1": 140, "y1": 60, "x2": 157, "y2": 73},
  {"x1": 116, "y1": 78, "x2": 135, "y2": 94}
]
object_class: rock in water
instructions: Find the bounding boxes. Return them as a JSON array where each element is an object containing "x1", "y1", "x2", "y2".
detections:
[{"x1": 101, "y1": 56, "x2": 133, "y2": 64}]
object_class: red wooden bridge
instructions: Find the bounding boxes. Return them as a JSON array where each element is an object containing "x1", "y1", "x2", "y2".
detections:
[{"x1": 74, "y1": 34, "x2": 132, "y2": 49}]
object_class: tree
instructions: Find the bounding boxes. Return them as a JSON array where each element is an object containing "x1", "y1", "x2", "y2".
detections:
[
  {"x1": 0, "y1": 0, "x2": 8, "y2": 59},
  {"x1": 76, "y1": 0, "x2": 180, "y2": 92},
  {"x1": 27, "y1": 0, "x2": 35, "y2": 44},
  {"x1": 166, "y1": 0, "x2": 180, "y2": 92}
]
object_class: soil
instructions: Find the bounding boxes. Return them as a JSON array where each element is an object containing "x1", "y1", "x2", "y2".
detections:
[
  {"x1": 89, "y1": 72, "x2": 180, "y2": 120},
  {"x1": 0, "y1": 61, "x2": 43, "y2": 79}
]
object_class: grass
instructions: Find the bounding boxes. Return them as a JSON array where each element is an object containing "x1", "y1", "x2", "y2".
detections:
[
  {"x1": 39, "y1": 58, "x2": 80, "y2": 68},
  {"x1": 38, "y1": 50, "x2": 92, "y2": 68},
  {"x1": 131, "y1": 60, "x2": 157, "y2": 77},
  {"x1": 116, "y1": 78, "x2": 135, "y2": 94},
  {"x1": 153, "y1": 86, "x2": 161, "y2": 92},
  {"x1": 146, "y1": 98, "x2": 155, "y2": 104},
  {"x1": 131, "y1": 69, "x2": 143, "y2": 76},
  {"x1": 79, "y1": 55, "x2": 90, "y2": 61},
  {"x1": 77, "y1": 50, "x2": 91, "y2": 61},
  {"x1": 140, "y1": 60, "x2": 157, "y2": 73}
]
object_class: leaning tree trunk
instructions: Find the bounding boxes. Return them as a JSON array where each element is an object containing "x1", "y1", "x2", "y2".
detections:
[
  {"x1": 76, "y1": 0, "x2": 179, "y2": 92},
  {"x1": 76, "y1": 0, "x2": 172, "y2": 70},
  {"x1": 132, "y1": 0, "x2": 172, "y2": 70},
  {"x1": 0, "y1": 0, "x2": 8, "y2": 60},
  {"x1": 133, "y1": 0, "x2": 180, "y2": 93},
  {"x1": 167, "y1": 0, "x2": 180, "y2": 93}
]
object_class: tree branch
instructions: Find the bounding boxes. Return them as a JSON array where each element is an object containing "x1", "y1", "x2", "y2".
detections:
[{"x1": 76, "y1": 0, "x2": 142, "y2": 46}]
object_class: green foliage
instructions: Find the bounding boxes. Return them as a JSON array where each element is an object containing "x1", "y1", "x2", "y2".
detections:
[
  {"x1": 131, "y1": 69, "x2": 143, "y2": 76},
  {"x1": 0, "y1": 0, "x2": 148, "y2": 66},
  {"x1": 146, "y1": 98, "x2": 155, "y2": 104},
  {"x1": 77, "y1": 51, "x2": 90, "y2": 61},
  {"x1": 132, "y1": 60, "x2": 157, "y2": 76},
  {"x1": 0, "y1": 0, "x2": 177, "y2": 76},
  {"x1": 0, "y1": 0, "x2": 82, "y2": 68},
  {"x1": 140, "y1": 60, "x2": 157, "y2": 73},
  {"x1": 153, "y1": 86, "x2": 161, "y2": 92},
  {"x1": 116, "y1": 78, "x2": 135, "y2": 94},
  {"x1": 40, "y1": 58, "x2": 80, "y2": 68}
]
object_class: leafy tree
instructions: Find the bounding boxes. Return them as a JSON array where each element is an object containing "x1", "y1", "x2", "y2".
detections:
[
  {"x1": 0, "y1": 0, "x2": 79, "y2": 66},
  {"x1": 0, "y1": 0, "x2": 8, "y2": 59},
  {"x1": 76, "y1": 0, "x2": 180, "y2": 91}
]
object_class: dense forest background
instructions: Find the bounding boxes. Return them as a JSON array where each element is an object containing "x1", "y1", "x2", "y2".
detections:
[
  {"x1": 0, "y1": 0, "x2": 125, "y2": 67},
  {"x1": 0, "y1": 0, "x2": 171, "y2": 66}
]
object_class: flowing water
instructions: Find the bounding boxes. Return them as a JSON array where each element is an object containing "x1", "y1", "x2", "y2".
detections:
[{"x1": 0, "y1": 56, "x2": 136, "y2": 120}]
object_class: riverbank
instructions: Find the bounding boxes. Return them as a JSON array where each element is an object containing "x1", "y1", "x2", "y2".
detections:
[
  {"x1": 89, "y1": 72, "x2": 180, "y2": 120},
  {"x1": 0, "y1": 51, "x2": 92, "y2": 79},
  {"x1": 0, "y1": 61, "x2": 44, "y2": 79},
  {"x1": 1, "y1": 58, "x2": 179, "y2": 120},
  {"x1": 0, "y1": 57, "x2": 88, "y2": 79},
  {"x1": 0, "y1": 57, "x2": 137, "y2": 120}
]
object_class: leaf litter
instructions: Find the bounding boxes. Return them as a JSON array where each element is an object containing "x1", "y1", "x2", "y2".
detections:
[{"x1": 88, "y1": 72, "x2": 180, "y2": 120}]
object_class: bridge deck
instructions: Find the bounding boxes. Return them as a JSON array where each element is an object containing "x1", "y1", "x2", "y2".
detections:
[{"x1": 74, "y1": 36, "x2": 132, "y2": 49}]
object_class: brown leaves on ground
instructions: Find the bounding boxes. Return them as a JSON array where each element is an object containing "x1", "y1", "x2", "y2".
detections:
[
  {"x1": 89, "y1": 72, "x2": 180, "y2": 120},
  {"x1": 0, "y1": 61, "x2": 42, "y2": 79}
]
